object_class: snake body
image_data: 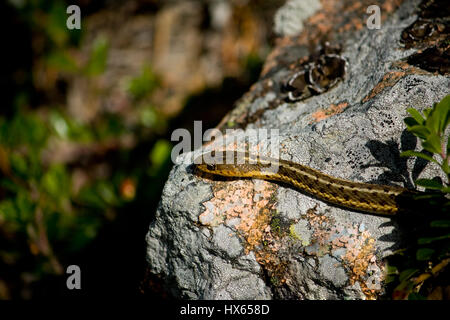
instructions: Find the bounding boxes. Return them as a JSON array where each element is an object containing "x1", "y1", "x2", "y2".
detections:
[{"x1": 194, "y1": 151, "x2": 417, "y2": 216}]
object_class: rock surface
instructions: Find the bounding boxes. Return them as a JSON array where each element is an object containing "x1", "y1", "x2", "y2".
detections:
[{"x1": 145, "y1": 0, "x2": 449, "y2": 299}]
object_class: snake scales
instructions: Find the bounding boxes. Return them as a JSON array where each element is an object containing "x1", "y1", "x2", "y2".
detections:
[{"x1": 194, "y1": 151, "x2": 418, "y2": 216}]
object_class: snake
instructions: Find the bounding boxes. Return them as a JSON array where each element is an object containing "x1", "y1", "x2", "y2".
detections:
[{"x1": 194, "y1": 151, "x2": 419, "y2": 216}]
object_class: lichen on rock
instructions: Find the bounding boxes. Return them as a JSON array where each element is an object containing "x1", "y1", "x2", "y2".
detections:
[{"x1": 145, "y1": 0, "x2": 449, "y2": 300}]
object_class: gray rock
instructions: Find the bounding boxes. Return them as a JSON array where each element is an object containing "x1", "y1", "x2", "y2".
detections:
[
  {"x1": 290, "y1": 220, "x2": 312, "y2": 246},
  {"x1": 274, "y1": 0, "x2": 322, "y2": 36},
  {"x1": 212, "y1": 225, "x2": 243, "y2": 259},
  {"x1": 146, "y1": 0, "x2": 449, "y2": 300},
  {"x1": 318, "y1": 256, "x2": 348, "y2": 288}
]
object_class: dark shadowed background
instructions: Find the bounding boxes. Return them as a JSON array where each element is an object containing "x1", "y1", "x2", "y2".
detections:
[{"x1": 0, "y1": 0, "x2": 283, "y2": 298}]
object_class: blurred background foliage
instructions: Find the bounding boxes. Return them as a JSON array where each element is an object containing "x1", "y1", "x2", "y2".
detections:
[{"x1": 0, "y1": 0, "x2": 282, "y2": 298}]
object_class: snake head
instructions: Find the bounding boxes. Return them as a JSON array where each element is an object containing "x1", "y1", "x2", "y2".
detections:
[{"x1": 193, "y1": 152, "x2": 219, "y2": 174}]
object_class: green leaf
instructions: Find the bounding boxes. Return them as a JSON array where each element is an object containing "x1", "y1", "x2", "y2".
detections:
[
  {"x1": 41, "y1": 164, "x2": 70, "y2": 199},
  {"x1": 392, "y1": 248, "x2": 407, "y2": 256},
  {"x1": 406, "y1": 125, "x2": 430, "y2": 140},
  {"x1": 422, "y1": 133, "x2": 442, "y2": 154},
  {"x1": 0, "y1": 200, "x2": 18, "y2": 221},
  {"x1": 97, "y1": 182, "x2": 116, "y2": 205},
  {"x1": 434, "y1": 94, "x2": 450, "y2": 133},
  {"x1": 415, "y1": 178, "x2": 443, "y2": 190},
  {"x1": 407, "y1": 108, "x2": 425, "y2": 125},
  {"x1": 400, "y1": 150, "x2": 438, "y2": 164},
  {"x1": 404, "y1": 117, "x2": 419, "y2": 128},
  {"x1": 10, "y1": 152, "x2": 28, "y2": 176},
  {"x1": 15, "y1": 191, "x2": 34, "y2": 223},
  {"x1": 45, "y1": 2, "x2": 70, "y2": 47},
  {"x1": 126, "y1": 65, "x2": 159, "y2": 100},
  {"x1": 399, "y1": 268, "x2": 419, "y2": 282},
  {"x1": 416, "y1": 248, "x2": 435, "y2": 261},
  {"x1": 412, "y1": 193, "x2": 443, "y2": 200},
  {"x1": 430, "y1": 220, "x2": 450, "y2": 228},
  {"x1": 423, "y1": 108, "x2": 432, "y2": 118},
  {"x1": 425, "y1": 107, "x2": 441, "y2": 135},
  {"x1": 49, "y1": 111, "x2": 69, "y2": 138},
  {"x1": 442, "y1": 159, "x2": 449, "y2": 175},
  {"x1": 418, "y1": 234, "x2": 450, "y2": 244},
  {"x1": 386, "y1": 265, "x2": 399, "y2": 275},
  {"x1": 84, "y1": 37, "x2": 109, "y2": 76},
  {"x1": 149, "y1": 139, "x2": 171, "y2": 173},
  {"x1": 385, "y1": 274, "x2": 397, "y2": 284}
]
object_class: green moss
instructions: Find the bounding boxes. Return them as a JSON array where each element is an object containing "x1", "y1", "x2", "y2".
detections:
[
  {"x1": 270, "y1": 276, "x2": 280, "y2": 287},
  {"x1": 270, "y1": 216, "x2": 282, "y2": 237},
  {"x1": 269, "y1": 192, "x2": 278, "y2": 203}
]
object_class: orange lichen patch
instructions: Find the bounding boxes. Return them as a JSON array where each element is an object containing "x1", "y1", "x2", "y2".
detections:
[
  {"x1": 339, "y1": 230, "x2": 380, "y2": 300},
  {"x1": 362, "y1": 61, "x2": 431, "y2": 103},
  {"x1": 381, "y1": 0, "x2": 398, "y2": 13},
  {"x1": 362, "y1": 71, "x2": 406, "y2": 103},
  {"x1": 348, "y1": 1, "x2": 363, "y2": 11},
  {"x1": 199, "y1": 179, "x2": 255, "y2": 227},
  {"x1": 304, "y1": 207, "x2": 334, "y2": 248},
  {"x1": 392, "y1": 60, "x2": 437, "y2": 75},
  {"x1": 310, "y1": 102, "x2": 349, "y2": 123},
  {"x1": 197, "y1": 173, "x2": 290, "y2": 283},
  {"x1": 198, "y1": 177, "x2": 384, "y2": 298},
  {"x1": 198, "y1": 178, "x2": 277, "y2": 250}
]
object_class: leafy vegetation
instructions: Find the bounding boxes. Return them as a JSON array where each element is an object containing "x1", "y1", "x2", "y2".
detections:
[
  {"x1": 0, "y1": 0, "x2": 173, "y2": 298},
  {"x1": 386, "y1": 94, "x2": 450, "y2": 300}
]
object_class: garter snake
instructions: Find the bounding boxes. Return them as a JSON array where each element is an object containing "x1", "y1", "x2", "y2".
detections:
[{"x1": 194, "y1": 151, "x2": 418, "y2": 216}]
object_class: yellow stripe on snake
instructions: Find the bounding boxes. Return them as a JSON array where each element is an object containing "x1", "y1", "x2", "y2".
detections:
[{"x1": 194, "y1": 151, "x2": 419, "y2": 216}]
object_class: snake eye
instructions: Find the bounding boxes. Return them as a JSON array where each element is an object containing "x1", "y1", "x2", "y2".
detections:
[{"x1": 206, "y1": 164, "x2": 215, "y2": 171}]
